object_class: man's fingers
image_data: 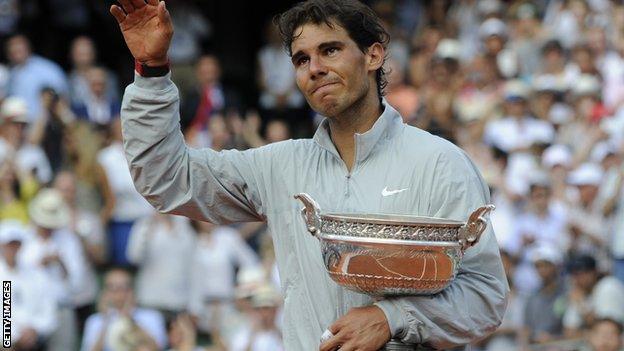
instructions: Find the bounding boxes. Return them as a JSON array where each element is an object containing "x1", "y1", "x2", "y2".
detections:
[
  {"x1": 118, "y1": 0, "x2": 135, "y2": 13},
  {"x1": 110, "y1": 5, "x2": 126, "y2": 24},
  {"x1": 130, "y1": 0, "x2": 147, "y2": 8},
  {"x1": 319, "y1": 330, "x2": 345, "y2": 351},
  {"x1": 157, "y1": 1, "x2": 172, "y2": 26}
]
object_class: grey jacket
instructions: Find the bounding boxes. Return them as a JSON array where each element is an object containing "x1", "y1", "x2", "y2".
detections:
[{"x1": 121, "y1": 73, "x2": 508, "y2": 350}]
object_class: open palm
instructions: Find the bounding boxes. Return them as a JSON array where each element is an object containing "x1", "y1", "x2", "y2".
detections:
[{"x1": 110, "y1": 0, "x2": 173, "y2": 66}]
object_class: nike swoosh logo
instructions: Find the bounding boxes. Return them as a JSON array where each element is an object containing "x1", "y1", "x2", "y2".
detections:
[{"x1": 381, "y1": 187, "x2": 409, "y2": 197}]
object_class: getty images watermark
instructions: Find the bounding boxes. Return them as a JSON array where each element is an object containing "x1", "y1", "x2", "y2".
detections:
[{"x1": 2, "y1": 281, "x2": 10, "y2": 348}]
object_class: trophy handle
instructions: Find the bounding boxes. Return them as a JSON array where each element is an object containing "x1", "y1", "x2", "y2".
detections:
[
  {"x1": 294, "y1": 193, "x2": 322, "y2": 239},
  {"x1": 458, "y1": 205, "x2": 495, "y2": 251}
]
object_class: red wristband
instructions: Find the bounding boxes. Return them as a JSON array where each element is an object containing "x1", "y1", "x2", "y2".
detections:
[{"x1": 135, "y1": 59, "x2": 170, "y2": 77}]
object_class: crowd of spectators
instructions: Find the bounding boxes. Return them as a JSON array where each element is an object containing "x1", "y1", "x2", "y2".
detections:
[{"x1": 2, "y1": 0, "x2": 624, "y2": 350}]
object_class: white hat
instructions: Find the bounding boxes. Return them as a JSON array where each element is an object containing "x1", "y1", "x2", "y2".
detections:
[
  {"x1": 542, "y1": 144, "x2": 573, "y2": 169},
  {"x1": 571, "y1": 74, "x2": 601, "y2": 97},
  {"x1": 28, "y1": 189, "x2": 70, "y2": 230},
  {"x1": 549, "y1": 103, "x2": 574, "y2": 125},
  {"x1": 531, "y1": 244, "x2": 563, "y2": 265},
  {"x1": 568, "y1": 163, "x2": 603, "y2": 186},
  {"x1": 435, "y1": 39, "x2": 461, "y2": 60},
  {"x1": 235, "y1": 266, "x2": 267, "y2": 299},
  {"x1": 590, "y1": 141, "x2": 619, "y2": 163},
  {"x1": 0, "y1": 220, "x2": 28, "y2": 244},
  {"x1": 479, "y1": 18, "x2": 507, "y2": 40},
  {"x1": 1, "y1": 97, "x2": 28, "y2": 123},
  {"x1": 251, "y1": 284, "x2": 281, "y2": 308},
  {"x1": 477, "y1": 0, "x2": 503, "y2": 15},
  {"x1": 503, "y1": 79, "x2": 531, "y2": 100}
]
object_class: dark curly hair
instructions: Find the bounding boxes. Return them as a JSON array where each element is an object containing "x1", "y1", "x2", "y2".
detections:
[{"x1": 274, "y1": 0, "x2": 390, "y2": 98}]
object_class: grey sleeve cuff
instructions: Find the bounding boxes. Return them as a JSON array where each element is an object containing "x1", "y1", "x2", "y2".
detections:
[
  {"x1": 133, "y1": 72, "x2": 173, "y2": 91},
  {"x1": 374, "y1": 299, "x2": 407, "y2": 339}
]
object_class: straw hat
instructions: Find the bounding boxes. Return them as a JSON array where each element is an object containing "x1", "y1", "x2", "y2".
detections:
[{"x1": 28, "y1": 189, "x2": 70, "y2": 230}]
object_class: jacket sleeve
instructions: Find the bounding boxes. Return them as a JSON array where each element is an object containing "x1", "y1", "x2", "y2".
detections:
[
  {"x1": 375, "y1": 148, "x2": 509, "y2": 350},
  {"x1": 121, "y1": 73, "x2": 266, "y2": 224}
]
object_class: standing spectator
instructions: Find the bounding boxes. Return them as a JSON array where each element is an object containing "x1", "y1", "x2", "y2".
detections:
[
  {"x1": 20, "y1": 188, "x2": 98, "y2": 351},
  {"x1": 68, "y1": 36, "x2": 120, "y2": 107},
  {"x1": 53, "y1": 170, "x2": 106, "y2": 267},
  {"x1": 188, "y1": 220, "x2": 259, "y2": 336},
  {"x1": 0, "y1": 220, "x2": 57, "y2": 351},
  {"x1": 127, "y1": 213, "x2": 196, "y2": 318},
  {"x1": 563, "y1": 255, "x2": 624, "y2": 338},
  {"x1": 81, "y1": 268, "x2": 167, "y2": 351},
  {"x1": 97, "y1": 118, "x2": 152, "y2": 267},
  {"x1": 230, "y1": 284, "x2": 284, "y2": 351},
  {"x1": 71, "y1": 66, "x2": 121, "y2": 128},
  {"x1": 5, "y1": 34, "x2": 68, "y2": 122},
  {"x1": 520, "y1": 245, "x2": 566, "y2": 347},
  {"x1": 0, "y1": 96, "x2": 52, "y2": 184}
]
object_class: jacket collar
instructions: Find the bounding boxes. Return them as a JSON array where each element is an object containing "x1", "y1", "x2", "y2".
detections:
[{"x1": 312, "y1": 99, "x2": 405, "y2": 164}]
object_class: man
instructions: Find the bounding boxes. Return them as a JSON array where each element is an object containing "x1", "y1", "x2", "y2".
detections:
[
  {"x1": 110, "y1": 1, "x2": 508, "y2": 350},
  {"x1": 80, "y1": 268, "x2": 167, "y2": 351}
]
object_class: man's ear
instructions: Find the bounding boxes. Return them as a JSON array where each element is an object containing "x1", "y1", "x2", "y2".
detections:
[{"x1": 366, "y1": 43, "x2": 385, "y2": 72}]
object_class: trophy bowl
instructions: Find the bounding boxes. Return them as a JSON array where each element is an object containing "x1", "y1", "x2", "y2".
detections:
[{"x1": 295, "y1": 193, "x2": 495, "y2": 296}]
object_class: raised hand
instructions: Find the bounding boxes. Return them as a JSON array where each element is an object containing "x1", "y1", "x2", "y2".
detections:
[{"x1": 110, "y1": 0, "x2": 173, "y2": 66}]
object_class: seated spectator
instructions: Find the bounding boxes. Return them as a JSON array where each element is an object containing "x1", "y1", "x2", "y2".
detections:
[
  {"x1": 520, "y1": 245, "x2": 566, "y2": 347},
  {"x1": 0, "y1": 96, "x2": 52, "y2": 184},
  {"x1": 68, "y1": 36, "x2": 119, "y2": 106},
  {"x1": 127, "y1": 213, "x2": 196, "y2": 318},
  {"x1": 81, "y1": 268, "x2": 167, "y2": 351},
  {"x1": 167, "y1": 314, "x2": 209, "y2": 351},
  {"x1": 5, "y1": 34, "x2": 68, "y2": 122},
  {"x1": 563, "y1": 255, "x2": 624, "y2": 338},
  {"x1": 581, "y1": 318, "x2": 623, "y2": 351},
  {"x1": 230, "y1": 284, "x2": 284, "y2": 351},
  {"x1": 71, "y1": 66, "x2": 121, "y2": 128},
  {"x1": 20, "y1": 188, "x2": 98, "y2": 351},
  {"x1": 0, "y1": 154, "x2": 38, "y2": 224},
  {"x1": 0, "y1": 220, "x2": 56, "y2": 351}
]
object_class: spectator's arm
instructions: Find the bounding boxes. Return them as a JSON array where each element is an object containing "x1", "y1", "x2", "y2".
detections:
[
  {"x1": 126, "y1": 217, "x2": 152, "y2": 264},
  {"x1": 95, "y1": 162, "x2": 115, "y2": 224}
]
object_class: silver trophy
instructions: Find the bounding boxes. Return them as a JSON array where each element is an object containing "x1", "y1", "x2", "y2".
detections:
[{"x1": 295, "y1": 193, "x2": 495, "y2": 350}]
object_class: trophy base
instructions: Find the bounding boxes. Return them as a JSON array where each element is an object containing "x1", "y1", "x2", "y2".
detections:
[{"x1": 381, "y1": 339, "x2": 434, "y2": 350}]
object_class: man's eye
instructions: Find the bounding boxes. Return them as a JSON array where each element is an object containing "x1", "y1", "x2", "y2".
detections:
[
  {"x1": 297, "y1": 57, "x2": 309, "y2": 66},
  {"x1": 326, "y1": 47, "x2": 338, "y2": 55}
]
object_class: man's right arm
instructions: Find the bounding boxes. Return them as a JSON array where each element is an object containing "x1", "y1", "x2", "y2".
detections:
[{"x1": 121, "y1": 73, "x2": 265, "y2": 224}]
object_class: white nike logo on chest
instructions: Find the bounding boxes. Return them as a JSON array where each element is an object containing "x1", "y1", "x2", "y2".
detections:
[{"x1": 381, "y1": 186, "x2": 409, "y2": 197}]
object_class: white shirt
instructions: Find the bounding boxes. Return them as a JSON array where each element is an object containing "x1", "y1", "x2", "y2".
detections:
[
  {"x1": 80, "y1": 308, "x2": 167, "y2": 351},
  {"x1": 18, "y1": 228, "x2": 98, "y2": 307},
  {"x1": 0, "y1": 258, "x2": 57, "y2": 340},
  {"x1": 563, "y1": 276, "x2": 624, "y2": 328},
  {"x1": 231, "y1": 327, "x2": 284, "y2": 351},
  {"x1": 484, "y1": 116, "x2": 555, "y2": 153},
  {"x1": 97, "y1": 142, "x2": 153, "y2": 222},
  {"x1": 189, "y1": 226, "x2": 259, "y2": 311},
  {"x1": 127, "y1": 214, "x2": 196, "y2": 311},
  {"x1": 257, "y1": 45, "x2": 304, "y2": 109}
]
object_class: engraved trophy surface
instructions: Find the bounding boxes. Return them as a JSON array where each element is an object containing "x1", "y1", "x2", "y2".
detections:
[{"x1": 294, "y1": 193, "x2": 495, "y2": 350}]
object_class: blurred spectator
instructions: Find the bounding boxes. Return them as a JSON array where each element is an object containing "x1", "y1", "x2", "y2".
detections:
[
  {"x1": 0, "y1": 154, "x2": 38, "y2": 224},
  {"x1": 580, "y1": 318, "x2": 623, "y2": 351},
  {"x1": 563, "y1": 255, "x2": 624, "y2": 338},
  {"x1": 0, "y1": 96, "x2": 52, "y2": 184},
  {"x1": 29, "y1": 87, "x2": 75, "y2": 173},
  {"x1": 5, "y1": 34, "x2": 68, "y2": 122},
  {"x1": 53, "y1": 170, "x2": 106, "y2": 267},
  {"x1": 506, "y1": 177, "x2": 568, "y2": 295},
  {"x1": 97, "y1": 118, "x2": 152, "y2": 267},
  {"x1": 230, "y1": 284, "x2": 283, "y2": 351},
  {"x1": 81, "y1": 267, "x2": 167, "y2": 351},
  {"x1": 181, "y1": 55, "x2": 242, "y2": 141},
  {"x1": 62, "y1": 121, "x2": 114, "y2": 217},
  {"x1": 20, "y1": 188, "x2": 98, "y2": 351},
  {"x1": 508, "y1": 2, "x2": 544, "y2": 79},
  {"x1": 188, "y1": 220, "x2": 259, "y2": 335},
  {"x1": 68, "y1": 36, "x2": 119, "y2": 106},
  {"x1": 71, "y1": 66, "x2": 121, "y2": 127},
  {"x1": 385, "y1": 57, "x2": 420, "y2": 123},
  {"x1": 127, "y1": 213, "x2": 196, "y2": 317},
  {"x1": 479, "y1": 17, "x2": 518, "y2": 78},
  {"x1": 167, "y1": 313, "x2": 208, "y2": 351},
  {"x1": 520, "y1": 245, "x2": 566, "y2": 347},
  {"x1": 0, "y1": 0, "x2": 19, "y2": 38},
  {"x1": 0, "y1": 220, "x2": 56, "y2": 351}
]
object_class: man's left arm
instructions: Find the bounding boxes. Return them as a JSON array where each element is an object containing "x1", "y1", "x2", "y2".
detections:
[{"x1": 375, "y1": 149, "x2": 509, "y2": 349}]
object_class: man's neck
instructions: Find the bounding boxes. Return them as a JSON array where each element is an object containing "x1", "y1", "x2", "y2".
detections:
[{"x1": 327, "y1": 92, "x2": 382, "y2": 172}]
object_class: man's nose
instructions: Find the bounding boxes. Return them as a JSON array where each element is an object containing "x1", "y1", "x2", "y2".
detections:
[{"x1": 309, "y1": 56, "x2": 328, "y2": 79}]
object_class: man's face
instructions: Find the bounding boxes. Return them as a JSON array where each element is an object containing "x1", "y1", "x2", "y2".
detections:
[
  {"x1": 6, "y1": 36, "x2": 30, "y2": 65},
  {"x1": 104, "y1": 270, "x2": 133, "y2": 309},
  {"x1": 534, "y1": 260, "x2": 557, "y2": 281},
  {"x1": 588, "y1": 321, "x2": 622, "y2": 351},
  {"x1": 290, "y1": 22, "x2": 380, "y2": 118}
]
